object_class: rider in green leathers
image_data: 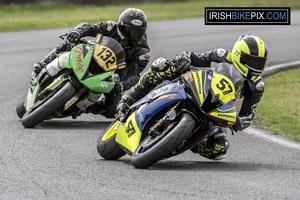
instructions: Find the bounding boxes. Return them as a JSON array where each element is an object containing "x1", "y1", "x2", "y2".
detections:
[{"x1": 32, "y1": 8, "x2": 150, "y2": 118}]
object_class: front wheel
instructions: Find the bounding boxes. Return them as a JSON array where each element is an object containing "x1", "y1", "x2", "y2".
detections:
[
  {"x1": 131, "y1": 113, "x2": 196, "y2": 168},
  {"x1": 97, "y1": 119, "x2": 125, "y2": 160},
  {"x1": 21, "y1": 81, "x2": 76, "y2": 128}
]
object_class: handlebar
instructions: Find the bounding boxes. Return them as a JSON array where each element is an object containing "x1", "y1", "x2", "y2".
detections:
[
  {"x1": 59, "y1": 33, "x2": 68, "y2": 40},
  {"x1": 59, "y1": 33, "x2": 88, "y2": 44},
  {"x1": 79, "y1": 38, "x2": 88, "y2": 44}
]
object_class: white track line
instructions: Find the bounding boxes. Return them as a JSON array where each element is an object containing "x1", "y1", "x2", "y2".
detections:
[
  {"x1": 244, "y1": 128, "x2": 300, "y2": 150},
  {"x1": 243, "y1": 61, "x2": 300, "y2": 150}
]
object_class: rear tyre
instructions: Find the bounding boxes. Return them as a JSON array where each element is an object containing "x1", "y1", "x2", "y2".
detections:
[
  {"x1": 21, "y1": 81, "x2": 76, "y2": 128},
  {"x1": 131, "y1": 113, "x2": 196, "y2": 169},
  {"x1": 97, "y1": 119, "x2": 125, "y2": 160}
]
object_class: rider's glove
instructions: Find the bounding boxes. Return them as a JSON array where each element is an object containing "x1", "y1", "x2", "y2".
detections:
[
  {"x1": 175, "y1": 51, "x2": 192, "y2": 73},
  {"x1": 31, "y1": 62, "x2": 45, "y2": 80},
  {"x1": 31, "y1": 71, "x2": 37, "y2": 80},
  {"x1": 67, "y1": 30, "x2": 81, "y2": 43},
  {"x1": 233, "y1": 113, "x2": 254, "y2": 132},
  {"x1": 116, "y1": 98, "x2": 130, "y2": 121}
]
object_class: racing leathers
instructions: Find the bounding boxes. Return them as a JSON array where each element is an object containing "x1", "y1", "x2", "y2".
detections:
[
  {"x1": 118, "y1": 48, "x2": 265, "y2": 160},
  {"x1": 33, "y1": 21, "x2": 150, "y2": 118}
]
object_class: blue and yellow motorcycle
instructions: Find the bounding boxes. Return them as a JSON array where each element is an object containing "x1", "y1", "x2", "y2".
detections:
[{"x1": 97, "y1": 63, "x2": 244, "y2": 168}]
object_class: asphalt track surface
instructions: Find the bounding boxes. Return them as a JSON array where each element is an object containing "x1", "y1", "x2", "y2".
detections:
[{"x1": 1, "y1": 11, "x2": 300, "y2": 200}]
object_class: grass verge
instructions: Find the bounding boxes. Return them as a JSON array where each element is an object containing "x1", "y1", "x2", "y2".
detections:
[
  {"x1": 255, "y1": 68, "x2": 300, "y2": 142},
  {"x1": 0, "y1": 0, "x2": 300, "y2": 32}
]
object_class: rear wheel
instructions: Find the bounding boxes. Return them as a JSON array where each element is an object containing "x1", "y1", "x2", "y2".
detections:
[
  {"x1": 131, "y1": 113, "x2": 196, "y2": 168},
  {"x1": 97, "y1": 119, "x2": 125, "y2": 160},
  {"x1": 21, "y1": 81, "x2": 76, "y2": 128}
]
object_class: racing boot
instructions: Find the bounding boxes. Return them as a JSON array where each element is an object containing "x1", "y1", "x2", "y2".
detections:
[
  {"x1": 85, "y1": 93, "x2": 120, "y2": 118},
  {"x1": 85, "y1": 100, "x2": 106, "y2": 115},
  {"x1": 33, "y1": 48, "x2": 58, "y2": 76},
  {"x1": 191, "y1": 127, "x2": 229, "y2": 160},
  {"x1": 32, "y1": 41, "x2": 71, "y2": 77},
  {"x1": 86, "y1": 102, "x2": 116, "y2": 118}
]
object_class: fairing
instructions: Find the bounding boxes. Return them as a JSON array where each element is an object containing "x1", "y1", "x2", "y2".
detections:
[
  {"x1": 183, "y1": 64, "x2": 243, "y2": 125},
  {"x1": 134, "y1": 82, "x2": 186, "y2": 132},
  {"x1": 70, "y1": 44, "x2": 115, "y2": 93},
  {"x1": 116, "y1": 82, "x2": 186, "y2": 153}
]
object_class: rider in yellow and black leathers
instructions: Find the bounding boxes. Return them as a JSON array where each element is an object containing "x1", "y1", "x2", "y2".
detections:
[{"x1": 117, "y1": 35, "x2": 268, "y2": 160}]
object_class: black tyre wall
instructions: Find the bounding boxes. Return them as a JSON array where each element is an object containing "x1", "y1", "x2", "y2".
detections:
[
  {"x1": 131, "y1": 113, "x2": 196, "y2": 168},
  {"x1": 97, "y1": 120, "x2": 126, "y2": 160},
  {"x1": 21, "y1": 81, "x2": 76, "y2": 128},
  {"x1": 16, "y1": 98, "x2": 26, "y2": 119}
]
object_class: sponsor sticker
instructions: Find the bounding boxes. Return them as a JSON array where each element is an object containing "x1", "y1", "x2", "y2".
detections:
[
  {"x1": 49, "y1": 80, "x2": 61, "y2": 90},
  {"x1": 101, "y1": 82, "x2": 108, "y2": 89},
  {"x1": 131, "y1": 19, "x2": 143, "y2": 26},
  {"x1": 73, "y1": 46, "x2": 84, "y2": 72},
  {"x1": 65, "y1": 97, "x2": 77, "y2": 110},
  {"x1": 205, "y1": 7, "x2": 290, "y2": 25}
]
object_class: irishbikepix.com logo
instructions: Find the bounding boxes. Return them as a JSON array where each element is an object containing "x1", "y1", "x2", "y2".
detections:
[{"x1": 205, "y1": 8, "x2": 290, "y2": 25}]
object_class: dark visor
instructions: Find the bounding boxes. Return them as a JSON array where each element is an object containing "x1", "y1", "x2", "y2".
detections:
[
  {"x1": 240, "y1": 51, "x2": 267, "y2": 72},
  {"x1": 124, "y1": 25, "x2": 146, "y2": 45}
]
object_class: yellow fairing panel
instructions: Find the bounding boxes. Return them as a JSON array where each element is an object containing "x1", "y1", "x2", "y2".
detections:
[
  {"x1": 116, "y1": 113, "x2": 142, "y2": 153},
  {"x1": 102, "y1": 120, "x2": 120, "y2": 141},
  {"x1": 209, "y1": 111, "x2": 236, "y2": 124},
  {"x1": 94, "y1": 44, "x2": 117, "y2": 71},
  {"x1": 210, "y1": 73, "x2": 235, "y2": 104},
  {"x1": 93, "y1": 34, "x2": 125, "y2": 71},
  {"x1": 191, "y1": 71, "x2": 206, "y2": 104}
]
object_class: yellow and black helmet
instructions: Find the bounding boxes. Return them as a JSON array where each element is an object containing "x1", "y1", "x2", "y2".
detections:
[{"x1": 232, "y1": 35, "x2": 268, "y2": 78}]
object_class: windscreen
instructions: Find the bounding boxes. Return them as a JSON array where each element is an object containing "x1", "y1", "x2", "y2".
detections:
[{"x1": 211, "y1": 62, "x2": 244, "y2": 95}]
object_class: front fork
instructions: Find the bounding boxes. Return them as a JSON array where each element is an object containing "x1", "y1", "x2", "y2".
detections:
[
  {"x1": 148, "y1": 102, "x2": 182, "y2": 136},
  {"x1": 152, "y1": 102, "x2": 216, "y2": 158},
  {"x1": 36, "y1": 72, "x2": 102, "y2": 115}
]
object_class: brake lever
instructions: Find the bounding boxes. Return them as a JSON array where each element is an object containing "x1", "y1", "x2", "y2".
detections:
[
  {"x1": 59, "y1": 33, "x2": 68, "y2": 40},
  {"x1": 59, "y1": 33, "x2": 87, "y2": 45},
  {"x1": 79, "y1": 38, "x2": 88, "y2": 44}
]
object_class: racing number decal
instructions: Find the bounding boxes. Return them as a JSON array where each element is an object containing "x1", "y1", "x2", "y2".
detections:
[
  {"x1": 216, "y1": 78, "x2": 233, "y2": 95},
  {"x1": 93, "y1": 45, "x2": 117, "y2": 71},
  {"x1": 211, "y1": 73, "x2": 235, "y2": 104},
  {"x1": 234, "y1": 49, "x2": 241, "y2": 57},
  {"x1": 115, "y1": 112, "x2": 143, "y2": 153},
  {"x1": 97, "y1": 47, "x2": 116, "y2": 65},
  {"x1": 126, "y1": 120, "x2": 136, "y2": 138}
]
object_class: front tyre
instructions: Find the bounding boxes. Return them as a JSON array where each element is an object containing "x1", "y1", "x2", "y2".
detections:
[
  {"x1": 16, "y1": 97, "x2": 26, "y2": 119},
  {"x1": 97, "y1": 119, "x2": 125, "y2": 160},
  {"x1": 21, "y1": 81, "x2": 76, "y2": 128},
  {"x1": 131, "y1": 113, "x2": 196, "y2": 168}
]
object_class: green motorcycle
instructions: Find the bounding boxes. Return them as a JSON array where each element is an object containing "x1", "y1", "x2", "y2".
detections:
[{"x1": 17, "y1": 34, "x2": 126, "y2": 128}]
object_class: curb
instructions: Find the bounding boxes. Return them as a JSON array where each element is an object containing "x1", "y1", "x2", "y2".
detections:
[
  {"x1": 247, "y1": 60, "x2": 300, "y2": 149},
  {"x1": 262, "y1": 60, "x2": 300, "y2": 78}
]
